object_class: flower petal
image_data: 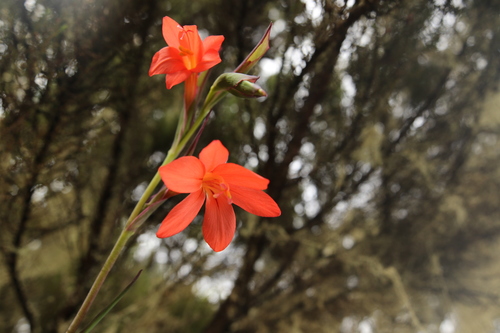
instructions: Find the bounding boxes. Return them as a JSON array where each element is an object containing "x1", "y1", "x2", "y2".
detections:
[
  {"x1": 156, "y1": 190, "x2": 205, "y2": 238},
  {"x1": 199, "y1": 140, "x2": 229, "y2": 172},
  {"x1": 159, "y1": 156, "x2": 204, "y2": 193},
  {"x1": 162, "y1": 16, "x2": 183, "y2": 48},
  {"x1": 165, "y1": 70, "x2": 192, "y2": 89},
  {"x1": 202, "y1": 195, "x2": 236, "y2": 252},
  {"x1": 230, "y1": 185, "x2": 281, "y2": 217},
  {"x1": 196, "y1": 57, "x2": 222, "y2": 73},
  {"x1": 202, "y1": 35, "x2": 225, "y2": 54},
  {"x1": 181, "y1": 26, "x2": 202, "y2": 53},
  {"x1": 176, "y1": 25, "x2": 202, "y2": 70},
  {"x1": 214, "y1": 163, "x2": 269, "y2": 190},
  {"x1": 149, "y1": 47, "x2": 185, "y2": 76},
  {"x1": 195, "y1": 36, "x2": 224, "y2": 72}
]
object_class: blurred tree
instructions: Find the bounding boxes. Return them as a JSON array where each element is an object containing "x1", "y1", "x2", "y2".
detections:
[{"x1": 1, "y1": 0, "x2": 500, "y2": 332}]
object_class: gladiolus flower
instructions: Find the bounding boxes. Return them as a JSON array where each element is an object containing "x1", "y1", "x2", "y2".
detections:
[
  {"x1": 157, "y1": 140, "x2": 281, "y2": 252},
  {"x1": 149, "y1": 16, "x2": 224, "y2": 89}
]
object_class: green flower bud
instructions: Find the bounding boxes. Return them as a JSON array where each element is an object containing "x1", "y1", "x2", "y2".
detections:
[{"x1": 212, "y1": 73, "x2": 267, "y2": 98}]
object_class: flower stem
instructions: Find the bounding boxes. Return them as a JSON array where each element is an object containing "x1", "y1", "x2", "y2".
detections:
[
  {"x1": 65, "y1": 229, "x2": 134, "y2": 333},
  {"x1": 66, "y1": 78, "x2": 220, "y2": 333},
  {"x1": 66, "y1": 151, "x2": 179, "y2": 333},
  {"x1": 184, "y1": 73, "x2": 198, "y2": 113},
  {"x1": 177, "y1": 91, "x2": 225, "y2": 150}
]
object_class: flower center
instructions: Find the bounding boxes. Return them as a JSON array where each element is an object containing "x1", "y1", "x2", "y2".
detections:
[
  {"x1": 202, "y1": 172, "x2": 232, "y2": 203},
  {"x1": 178, "y1": 45, "x2": 194, "y2": 56},
  {"x1": 178, "y1": 31, "x2": 197, "y2": 70}
]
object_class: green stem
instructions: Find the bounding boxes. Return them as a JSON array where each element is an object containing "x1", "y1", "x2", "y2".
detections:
[
  {"x1": 65, "y1": 149, "x2": 178, "y2": 333},
  {"x1": 65, "y1": 229, "x2": 134, "y2": 333},
  {"x1": 124, "y1": 173, "x2": 161, "y2": 229},
  {"x1": 65, "y1": 131, "x2": 199, "y2": 333},
  {"x1": 177, "y1": 91, "x2": 226, "y2": 151},
  {"x1": 66, "y1": 83, "x2": 227, "y2": 333}
]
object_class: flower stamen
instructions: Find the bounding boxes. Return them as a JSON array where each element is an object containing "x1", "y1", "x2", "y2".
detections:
[
  {"x1": 178, "y1": 45, "x2": 194, "y2": 56},
  {"x1": 202, "y1": 172, "x2": 232, "y2": 203}
]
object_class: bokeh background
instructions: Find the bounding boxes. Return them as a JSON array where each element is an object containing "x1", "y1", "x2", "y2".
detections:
[{"x1": 2, "y1": 0, "x2": 500, "y2": 332}]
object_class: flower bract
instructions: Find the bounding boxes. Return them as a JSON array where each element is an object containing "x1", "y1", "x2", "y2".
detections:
[
  {"x1": 149, "y1": 16, "x2": 224, "y2": 89},
  {"x1": 157, "y1": 140, "x2": 281, "y2": 251}
]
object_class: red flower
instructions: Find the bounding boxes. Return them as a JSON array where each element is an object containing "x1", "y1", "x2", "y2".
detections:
[
  {"x1": 157, "y1": 140, "x2": 281, "y2": 251},
  {"x1": 149, "y1": 16, "x2": 224, "y2": 89}
]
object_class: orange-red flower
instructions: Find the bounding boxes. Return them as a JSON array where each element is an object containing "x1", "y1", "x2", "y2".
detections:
[
  {"x1": 149, "y1": 16, "x2": 224, "y2": 89},
  {"x1": 157, "y1": 140, "x2": 281, "y2": 251}
]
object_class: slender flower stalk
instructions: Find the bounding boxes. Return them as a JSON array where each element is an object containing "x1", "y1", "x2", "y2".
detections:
[
  {"x1": 65, "y1": 229, "x2": 133, "y2": 333},
  {"x1": 66, "y1": 136, "x2": 197, "y2": 333},
  {"x1": 183, "y1": 73, "x2": 198, "y2": 113}
]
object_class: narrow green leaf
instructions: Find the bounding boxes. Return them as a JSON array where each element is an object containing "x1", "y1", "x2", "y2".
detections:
[
  {"x1": 79, "y1": 270, "x2": 143, "y2": 333},
  {"x1": 126, "y1": 199, "x2": 166, "y2": 232},
  {"x1": 126, "y1": 188, "x2": 174, "y2": 232}
]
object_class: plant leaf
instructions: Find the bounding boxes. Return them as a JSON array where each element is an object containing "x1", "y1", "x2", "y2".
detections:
[
  {"x1": 126, "y1": 189, "x2": 176, "y2": 232},
  {"x1": 79, "y1": 270, "x2": 143, "y2": 333},
  {"x1": 234, "y1": 23, "x2": 272, "y2": 74}
]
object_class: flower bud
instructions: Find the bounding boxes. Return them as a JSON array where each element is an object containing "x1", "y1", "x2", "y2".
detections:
[
  {"x1": 234, "y1": 23, "x2": 272, "y2": 74},
  {"x1": 212, "y1": 73, "x2": 267, "y2": 98}
]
